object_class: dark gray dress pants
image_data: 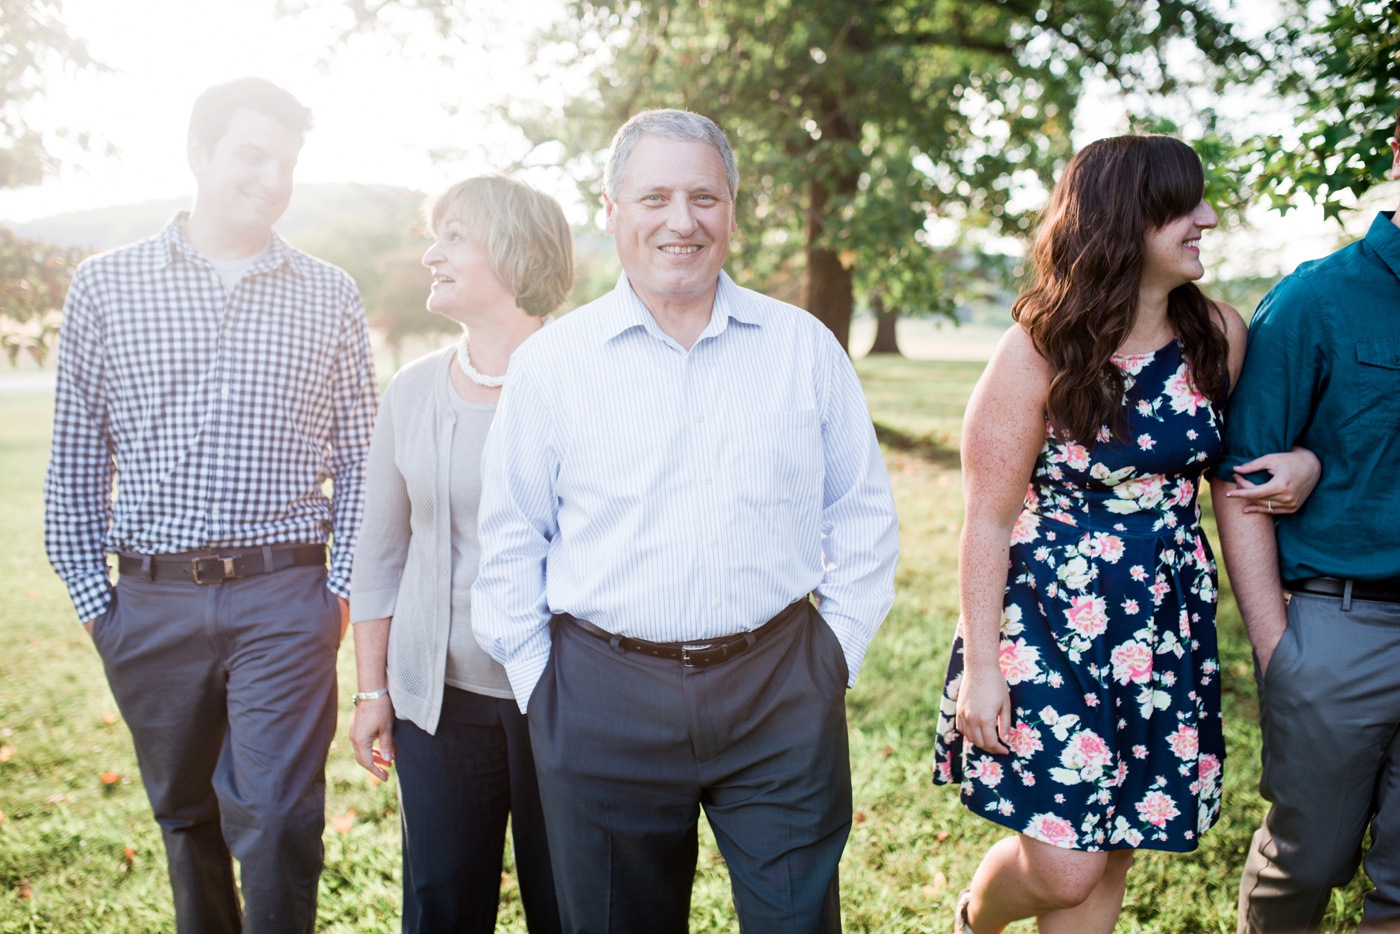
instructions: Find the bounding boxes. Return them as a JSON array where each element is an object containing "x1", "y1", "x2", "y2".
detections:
[
  {"x1": 1240, "y1": 593, "x2": 1400, "y2": 933},
  {"x1": 528, "y1": 601, "x2": 851, "y2": 934},
  {"x1": 91, "y1": 563, "x2": 341, "y2": 934}
]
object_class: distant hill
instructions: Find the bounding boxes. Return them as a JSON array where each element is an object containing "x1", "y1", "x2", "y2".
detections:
[
  {"x1": 10, "y1": 183, "x2": 427, "y2": 254},
  {"x1": 5, "y1": 182, "x2": 624, "y2": 370}
]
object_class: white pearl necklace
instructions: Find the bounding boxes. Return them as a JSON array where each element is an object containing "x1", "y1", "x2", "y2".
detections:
[{"x1": 453, "y1": 332, "x2": 506, "y2": 388}]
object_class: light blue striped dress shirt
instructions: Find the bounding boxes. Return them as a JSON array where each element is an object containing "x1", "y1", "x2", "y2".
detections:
[{"x1": 472, "y1": 272, "x2": 899, "y2": 711}]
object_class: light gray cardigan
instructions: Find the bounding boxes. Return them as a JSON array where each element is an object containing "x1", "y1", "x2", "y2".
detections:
[{"x1": 349, "y1": 346, "x2": 500, "y2": 733}]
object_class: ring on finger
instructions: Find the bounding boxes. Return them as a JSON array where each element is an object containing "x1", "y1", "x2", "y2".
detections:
[{"x1": 1267, "y1": 499, "x2": 1274, "y2": 512}]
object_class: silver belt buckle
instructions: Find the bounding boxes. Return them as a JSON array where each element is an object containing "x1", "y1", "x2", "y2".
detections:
[
  {"x1": 680, "y1": 643, "x2": 713, "y2": 668},
  {"x1": 190, "y1": 556, "x2": 237, "y2": 585}
]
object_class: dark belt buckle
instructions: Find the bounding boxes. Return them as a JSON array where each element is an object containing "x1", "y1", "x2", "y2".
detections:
[{"x1": 191, "y1": 556, "x2": 238, "y2": 585}]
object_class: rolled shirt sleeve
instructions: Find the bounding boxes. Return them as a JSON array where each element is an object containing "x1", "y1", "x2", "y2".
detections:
[{"x1": 1216, "y1": 275, "x2": 1330, "y2": 483}]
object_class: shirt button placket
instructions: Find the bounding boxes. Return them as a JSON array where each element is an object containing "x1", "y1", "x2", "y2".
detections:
[{"x1": 690, "y1": 349, "x2": 723, "y2": 624}]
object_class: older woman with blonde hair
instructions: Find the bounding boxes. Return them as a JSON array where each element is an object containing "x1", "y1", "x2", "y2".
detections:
[{"x1": 348, "y1": 175, "x2": 573, "y2": 933}]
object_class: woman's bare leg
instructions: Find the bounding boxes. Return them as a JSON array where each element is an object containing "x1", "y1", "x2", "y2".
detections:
[
  {"x1": 1037, "y1": 850, "x2": 1134, "y2": 934},
  {"x1": 962, "y1": 835, "x2": 1133, "y2": 934}
]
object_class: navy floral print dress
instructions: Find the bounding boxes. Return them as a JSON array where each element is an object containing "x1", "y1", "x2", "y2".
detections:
[{"x1": 933, "y1": 339, "x2": 1224, "y2": 852}]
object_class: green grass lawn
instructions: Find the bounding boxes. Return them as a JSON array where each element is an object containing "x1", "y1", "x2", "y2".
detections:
[{"x1": 0, "y1": 359, "x2": 1374, "y2": 932}]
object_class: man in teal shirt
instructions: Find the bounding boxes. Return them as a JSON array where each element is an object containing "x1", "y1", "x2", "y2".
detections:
[{"x1": 1214, "y1": 123, "x2": 1400, "y2": 933}]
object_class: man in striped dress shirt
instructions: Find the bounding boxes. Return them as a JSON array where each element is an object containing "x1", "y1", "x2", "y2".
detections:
[
  {"x1": 43, "y1": 78, "x2": 377, "y2": 933},
  {"x1": 473, "y1": 109, "x2": 899, "y2": 932}
]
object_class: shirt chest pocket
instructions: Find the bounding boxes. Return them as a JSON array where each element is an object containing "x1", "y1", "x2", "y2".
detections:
[
  {"x1": 1356, "y1": 340, "x2": 1400, "y2": 429},
  {"x1": 731, "y1": 409, "x2": 823, "y2": 508}
]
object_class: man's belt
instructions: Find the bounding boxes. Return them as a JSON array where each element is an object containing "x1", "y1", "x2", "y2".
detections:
[
  {"x1": 118, "y1": 544, "x2": 327, "y2": 585},
  {"x1": 1285, "y1": 576, "x2": 1400, "y2": 604},
  {"x1": 561, "y1": 598, "x2": 809, "y2": 669}
]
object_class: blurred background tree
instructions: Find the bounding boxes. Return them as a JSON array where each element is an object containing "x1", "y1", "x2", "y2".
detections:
[
  {"x1": 0, "y1": 228, "x2": 85, "y2": 364},
  {"x1": 1240, "y1": 0, "x2": 1400, "y2": 221},
  {"x1": 7, "y1": 0, "x2": 1398, "y2": 365},
  {"x1": 331, "y1": 0, "x2": 1264, "y2": 352},
  {"x1": 0, "y1": 0, "x2": 104, "y2": 364}
]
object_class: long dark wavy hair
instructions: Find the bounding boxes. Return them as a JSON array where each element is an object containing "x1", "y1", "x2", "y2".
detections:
[{"x1": 1012, "y1": 135, "x2": 1230, "y2": 446}]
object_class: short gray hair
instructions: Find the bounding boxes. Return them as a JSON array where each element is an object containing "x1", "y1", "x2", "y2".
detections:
[{"x1": 603, "y1": 109, "x2": 738, "y2": 200}]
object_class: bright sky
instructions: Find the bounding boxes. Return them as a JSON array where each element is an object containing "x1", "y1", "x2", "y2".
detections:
[
  {"x1": 0, "y1": 0, "x2": 1386, "y2": 279},
  {"x1": 0, "y1": 0, "x2": 570, "y2": 223}
]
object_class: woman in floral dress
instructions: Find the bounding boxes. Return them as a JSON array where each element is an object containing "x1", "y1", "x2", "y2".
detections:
[{"x1": 932, "y1": 136, "x2": 1320, "y2": 934}]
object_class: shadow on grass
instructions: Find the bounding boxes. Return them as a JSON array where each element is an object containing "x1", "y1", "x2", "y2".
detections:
[{"x1": 872, "y1": 420, "x2": 961, "y2": 469}]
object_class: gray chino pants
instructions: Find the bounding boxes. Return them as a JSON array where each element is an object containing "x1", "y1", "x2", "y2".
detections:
[
  {"x1": 1240, "y1": 592, "x2": 1400, "y2": 933},
  {"x1": 91, "y1": 562, "x2": 341, "y2": 934}
]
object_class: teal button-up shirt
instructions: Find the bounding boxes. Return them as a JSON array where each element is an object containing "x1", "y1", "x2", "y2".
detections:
[{"x1": 1217, "y1": 212, "x2": 1400, "y2": 582}]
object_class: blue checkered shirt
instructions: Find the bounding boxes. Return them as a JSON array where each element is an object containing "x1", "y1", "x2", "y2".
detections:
[{"x1": 44, "y1": 214, "x2": 379, "y2": 621}]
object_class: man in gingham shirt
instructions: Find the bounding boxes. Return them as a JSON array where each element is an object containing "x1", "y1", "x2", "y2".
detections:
[
  {"x1": 43, "y1": 78, "x2": 377, "y2": 933},
  {"x1": 473, "y1": 109, "x2": 899, "y2": 932}
]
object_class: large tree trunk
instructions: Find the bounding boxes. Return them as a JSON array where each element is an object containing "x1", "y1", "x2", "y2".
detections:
[
  {"x1": 867, "y1": 293, "x2": 902, "y2": 356},
  {"x1": 803, "y1": 225, "x2": 853, "y2": 351},
  {"x1": 800, "y1": 92, "x2": 861, "y2": 352}
]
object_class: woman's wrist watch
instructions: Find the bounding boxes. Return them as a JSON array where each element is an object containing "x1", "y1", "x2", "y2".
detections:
[{"x1": 352, "y1": 687, "x2": 389, "y2": 706}]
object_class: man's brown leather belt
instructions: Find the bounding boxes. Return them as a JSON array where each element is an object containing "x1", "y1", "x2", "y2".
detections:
[
  {"x1": 562, "y1": 598, "x2": 809, "y2": 669},
  {"x1": 1285, "y1": 576, "x2": 1400, "y2": 604},
  {"x1": 118, "y1": 544, "x2": 327, "y2": 585}
]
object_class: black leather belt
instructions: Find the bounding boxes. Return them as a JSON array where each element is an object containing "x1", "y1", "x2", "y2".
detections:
[
  {"x1": 562, "y1": 599, "x2": 808, "y2": 669},
  {"x1": 118, "y1": 544, "x2": 326, "y2": 585},
  {"x1": 1285, "y1": 576, "x2": 1400, "y2": 604}
]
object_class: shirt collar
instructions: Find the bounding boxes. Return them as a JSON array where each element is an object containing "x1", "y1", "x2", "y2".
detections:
[
  {"x1": 1364, "y1": 212, "x2": 1400, "y2": 287},
  {"x1": 600, "y1": 270, "x2": 764, "y2": 344},
  {"x1": 154, "y1": 212, "x2": 302, "y2": 277}
]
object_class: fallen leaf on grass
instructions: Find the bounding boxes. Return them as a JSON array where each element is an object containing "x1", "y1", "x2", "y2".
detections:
[
  {"x1": 0, "y1": 746, "x2": 14, "y2": 762},
  {"x1": 100, "y1": 771, "x2": 122, "y2": 792},
  {"x1": 936, "y1": 830, "x2": 949, "y2": 842},
  {"x1": 853, "y1": 811, "x2": 866, "y2": 824},
  {"x1": 122, "y1": 846, "x2": 136, "y2": 870},
  {"x1": 920, "y1": 872, "x2": 949, "y2": 898},
  {"x1": 24, "y1": 589, "x2": 37, "y2": 599},
  {"x1": 0, "y1": 810, "x2": 6, "y2": 824},
  {"x1": 45, "y1": 794, "x2": 67, "y2": 805},
  {"x1": 17, "y1": 879, "x2": 32, "y2": 898},
  {"x1": 331, "y1": 810, "x2": 356, "y2": 834},
  {"x1": 101, "y1": 713, "x2": 119, "y2": 724},
  {"x1": 881, "y1": 746, "x2": 895, "y2": 758}
]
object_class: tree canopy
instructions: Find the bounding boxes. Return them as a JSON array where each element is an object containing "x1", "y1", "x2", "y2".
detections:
[
  {"x1": 0, "y1": 227, "x2": 84, "y2": 365},
  {"x1": 497, "y1": 0, "x2": 1263, "y2": 349},
  {"x1": 1242, "y1": 0, "x2": 1400, "y2": 221},
  {"x1": 307, "y1": 0, "x2": 1396, "y2": 350},
  {"x1": 0, "y1": 0, "x2": 99, "y2": 187}
]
